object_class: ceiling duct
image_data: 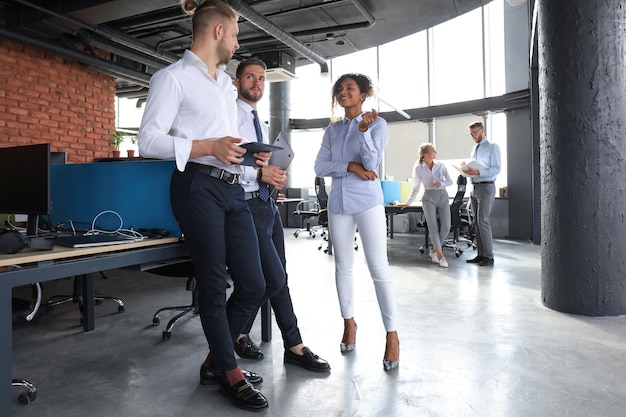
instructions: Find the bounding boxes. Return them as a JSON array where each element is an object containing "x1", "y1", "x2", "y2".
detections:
[
  {"x1": 257, "y1": 51, "x2": 296, "y2": 82},
  {"x1": 227, "y1": 0, "x2": 328, "y2": 74}
]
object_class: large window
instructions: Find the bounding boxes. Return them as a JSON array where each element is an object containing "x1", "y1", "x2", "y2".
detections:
[
  {"x1": 430, "y1": 8, "x2": 485, "y2": 105},
  {"x1": 378, "y1": 32, "x2": 429, "y2": 111},
  {"x1": 117, "y1": 0, "x2": 521, "y2": 190},
  {"x1": 290, "y1": 63, "x2": 332, "y2": 120}
]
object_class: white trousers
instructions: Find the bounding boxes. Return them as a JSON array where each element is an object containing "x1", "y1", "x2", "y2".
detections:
[{"x1": 329, "y1": 205, "x2": 398, "y2": 332}]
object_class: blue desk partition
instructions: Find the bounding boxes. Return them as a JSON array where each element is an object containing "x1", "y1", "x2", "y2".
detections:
[{"x1": 50, "y1": 160, "x2": 181, "y2": 236}]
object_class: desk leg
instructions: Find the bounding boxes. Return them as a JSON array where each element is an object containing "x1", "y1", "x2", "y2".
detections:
[
  {"x1": 389, "y1": 215, "x2": 395, "y2": 239},
  {"x1": 81, "y1": 274, "x2": 95, "y2": 332},
  {"x1": 0, "y1": 285, "x2": 12, "y2": 415},
  {"x1": 260, "y1": 300, "x2": 272, "y2": 342}
]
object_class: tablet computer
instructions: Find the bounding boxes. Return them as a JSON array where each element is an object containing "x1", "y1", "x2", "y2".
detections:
[
  {"x1": 269, "y1": 132, "x2": 295, "y2": 169},
  {"x1": 240, "y1": 142, "x2": 283, "y2": 166}
]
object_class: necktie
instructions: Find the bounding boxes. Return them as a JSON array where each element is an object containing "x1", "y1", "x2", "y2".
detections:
[
  {"x1": 252, "y1": 109, "x2": 270, "y2": 202},
  {"x1": 473, "y1": 143, "x2": 480, "y2": 160}
]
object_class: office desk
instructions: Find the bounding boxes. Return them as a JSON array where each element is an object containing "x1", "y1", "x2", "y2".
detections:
[
  {"x1": 0, "y1": 237, "x2": 271, "y2": 414},
  {"x1": 385, "y1": 204, "x2": 425, "y2": 239}
]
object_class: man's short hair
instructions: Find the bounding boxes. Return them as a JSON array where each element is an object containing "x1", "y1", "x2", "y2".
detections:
[
  {"x1": 235, "y1": 58, "x2": 267, "y2": 79},
  {"x1": 468, "y1": 121, "x2": 484, "y2": 130}
]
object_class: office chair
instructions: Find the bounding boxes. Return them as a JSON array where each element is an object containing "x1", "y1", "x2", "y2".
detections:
[
  {"x1": 44, "y1": 273, "x2": 125, "y2": 324},
  {"x1": 12, "y1": 283, "x2": 43, "y2": 324},
  {"x1": 293, "y1": 177, "x2": 328, "y2": 238},
  {"x1": 12, "y1": 379, "x2": 37, "y2": 405},
  {"x1": 148, "y1": 258, "x2": 198, "y2": 340},
  {"x1": 443, "y1": 175, "x2": 473, "y2": 256},
  {"x1": 311, "y1": 177, "x2": 358, "y2": 254},
  {"x1": 459, "y1": 199, "x2": 476, "y2": 247},
  {"x1": 11, "y1": 285, "x2": 41, "y2": 405}
]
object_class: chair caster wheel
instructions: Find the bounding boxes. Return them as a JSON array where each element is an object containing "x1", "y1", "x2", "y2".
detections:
[
  {"x1": 153, "y1": 316, "x2": 160, "y2": 326},
  {"x1": 118, "y1": 305, "x2": 125, "y2": 313},
  {"x1": 18, "y1": 391, "x2": 36, "y2": 405},
  {"x1": 163, "y1": 331, "x2": 172, "y2": 340}
]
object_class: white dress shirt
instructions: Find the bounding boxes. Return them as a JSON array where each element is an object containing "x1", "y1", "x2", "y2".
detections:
[
  {"x1": 405, "y1": 160, "x2": 453, "y2": 206},
  {"x1": 138, "y1": 50, "x2": 242, "y2": 175},
  {"x1": 236, "y1": 99, "x2": 268, "y2": 192}
]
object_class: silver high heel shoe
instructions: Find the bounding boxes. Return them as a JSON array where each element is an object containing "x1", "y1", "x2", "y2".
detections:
[
  {"x1": 383, "y1": 359, "x2": 399, "y2": 371},
  {"x1": 340, "y1": 323, "x2": 357, "y2": 354},
  {"x1": 383, "y1": 336, "x2": 399, "y2": 371}
]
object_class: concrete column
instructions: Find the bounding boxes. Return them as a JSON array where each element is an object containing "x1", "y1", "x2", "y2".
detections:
[
  {"x1": 539, "y1": 0, "x2": 626, "y2": 315},
  {"x1": 269, "y1": 81, "x2": 292, "y2": 188}
]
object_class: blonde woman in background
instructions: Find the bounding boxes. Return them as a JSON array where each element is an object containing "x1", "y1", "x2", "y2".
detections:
[{"x1": 399, "y1": 143, "x2": 453, "y2": 268}]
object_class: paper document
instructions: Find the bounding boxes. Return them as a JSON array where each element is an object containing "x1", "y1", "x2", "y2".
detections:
[{"x1": 451, "y1": 160, "x2": 487, "y2": 178}]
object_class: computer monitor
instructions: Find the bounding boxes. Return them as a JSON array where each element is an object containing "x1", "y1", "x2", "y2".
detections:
[
  {"x1": 50, "y1": 151, "x2": 67, "y2": 165},
  {"x1": 0, "y1": 143, "x2": 51, "y2": 236}
]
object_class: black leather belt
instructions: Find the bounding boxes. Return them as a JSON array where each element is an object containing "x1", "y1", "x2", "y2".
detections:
[
  {"x1": 473, "y1": 180, "x2": 494, "y2": 184},
  {"x1": 244, "y1": 191, "x2": 260, "y2": 200},
  {"x1": 186, "y1": 162, "x2": 240, "y2": 184}
]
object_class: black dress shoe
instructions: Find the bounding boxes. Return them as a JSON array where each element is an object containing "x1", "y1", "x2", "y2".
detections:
[
  {"x1": 235, "y1": 335, "x2": 264, "y2": 360},
  {"x1": 219, "y1": 378, "x2": 268, "y2": 411},
  {"x1": 284, "y1": 346, "x2": 331, "y2": 373},
  {"x1": 466, "y1": 255, "x2": 484, "y2": 264},
  {"x1": 200, "y1": 365, "x2": 263, "y2": 385},
  {"x1": 479, "y1": 257, "x2": 494, "y2": 266}
]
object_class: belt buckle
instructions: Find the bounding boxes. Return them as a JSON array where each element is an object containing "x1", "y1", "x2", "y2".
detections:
[{"x1": 225, "y1": 172, "x2": 238, "y2": 184}]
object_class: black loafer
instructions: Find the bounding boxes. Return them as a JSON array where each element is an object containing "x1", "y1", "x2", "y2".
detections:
[
  {"x1": 219, "y1": 378, "x2": 268, "y2": 411},
  {"x1": 235, "y1": 335, "x2": 264, "y2": 360},
  {"x1": 479, "y1": 257, "x2": 494, "y2": 266},
  {"x1": 200, "y1": 365, "x2": 263, "y2": 385},
  {"x1": 284, "y1": 346, "x2": 331, "y2": 373},
  {"x1": 466, "y1": 255, "x2": 483, "y2": 264}
]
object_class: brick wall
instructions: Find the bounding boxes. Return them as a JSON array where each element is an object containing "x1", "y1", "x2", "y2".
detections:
[{"x1": 0, "y1": 38, "x2": 116, "y2": 163}]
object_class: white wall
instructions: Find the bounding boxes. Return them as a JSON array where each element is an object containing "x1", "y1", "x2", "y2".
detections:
[{"x1": 384, "y1": 120, "x2": 429, "y2": 181}]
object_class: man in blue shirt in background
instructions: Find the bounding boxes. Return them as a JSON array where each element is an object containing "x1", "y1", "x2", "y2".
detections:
[{"x1": 461, "y1": 121, "x2": 501, "y2": 266}]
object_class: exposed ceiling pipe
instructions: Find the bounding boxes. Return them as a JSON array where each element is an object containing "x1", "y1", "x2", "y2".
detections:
[
  {"x1": 76, "y1": 29, "x2": 171, "y2": 70},
  {"x1": 11, "y1": 0, "x2": 179, "y2": 64},
  {"x1": 0, "y1": 26, "x2": 151, "y2": 88},
  {"x1": 226, "y1": 0, "x2": 328, "y2": 73}
]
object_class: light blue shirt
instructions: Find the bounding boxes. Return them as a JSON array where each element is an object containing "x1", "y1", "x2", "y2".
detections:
[
  {"x1": 314, "y1": 115, "x2": 389, "y2": 215},
  {"x1": 471, "y1": 137, "x2": 501, "y2": 182},
  {"x1": 405, "y1": 160, "x2": 453, "y2": 206}
]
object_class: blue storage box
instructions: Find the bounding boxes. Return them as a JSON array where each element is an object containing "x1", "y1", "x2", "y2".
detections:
[{"x1": 381, "y1": 180, "x2": 401, "y2": 204}]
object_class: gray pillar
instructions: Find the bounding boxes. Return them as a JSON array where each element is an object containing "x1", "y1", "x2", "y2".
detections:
[
  {"x1": 539, "y1": 0, "x2": 626, "y2": 315},
  {"x1": 269, "y1": 81, "x2": 292, "y2": 188}
]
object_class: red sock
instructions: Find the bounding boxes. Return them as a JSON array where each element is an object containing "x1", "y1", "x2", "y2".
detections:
[
  {"x1": 202, "y1": 352, "x2": 212, "y2": 367},
  {"x1": 224, "y1": 366, "x2": 245, "y2": 386}
]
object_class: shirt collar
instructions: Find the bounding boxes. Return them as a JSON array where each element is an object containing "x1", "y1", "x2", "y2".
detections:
[
  {"x1": 183, "y1": 50, "x2": 228, "y2": 78},
  {"x1": 342, "y1": 112, "x2": 364, "y2": 124},
  {"x1": 236, "y1": 98, "x2": 255, "y2": 114}
]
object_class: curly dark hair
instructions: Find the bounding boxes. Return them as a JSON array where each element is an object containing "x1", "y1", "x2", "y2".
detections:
[{"x1": 331, "y1": 73, "x2": 374, "y2": 109}]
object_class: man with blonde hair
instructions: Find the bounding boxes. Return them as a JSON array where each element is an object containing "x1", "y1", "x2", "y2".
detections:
[
  {"x1": 462, "y1": 121, "x2": 501, "y2": 266},
  {"x1": 139, "y1": 0, "x2": 268, "y2": 411}
]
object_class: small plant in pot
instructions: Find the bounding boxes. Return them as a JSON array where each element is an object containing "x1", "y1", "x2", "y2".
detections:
[
  {"x1": 110, "y1": 130, "x2": 125, "y2": 158},
  {"x1": 127, "y1": 135, "x2": 138, "y2": 157}
]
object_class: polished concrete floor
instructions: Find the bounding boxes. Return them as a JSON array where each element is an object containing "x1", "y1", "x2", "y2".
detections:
[{"x1": 11, "y1": 229, "x2": 626, "y2": 417}]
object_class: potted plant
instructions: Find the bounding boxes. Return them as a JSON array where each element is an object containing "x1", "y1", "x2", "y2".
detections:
[
  {"x1": 110, "y1": 130, "x2": 125, "y2": 158},
  {"x1": 127, "y1": 135, "x2": 138, "y2": 158}
]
